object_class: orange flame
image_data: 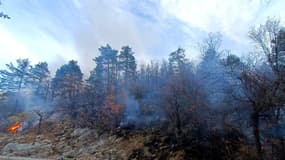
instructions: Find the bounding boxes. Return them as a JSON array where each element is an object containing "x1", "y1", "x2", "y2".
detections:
[{"x1": 8, "y1": 122, "x2": 23, "y2": 134}]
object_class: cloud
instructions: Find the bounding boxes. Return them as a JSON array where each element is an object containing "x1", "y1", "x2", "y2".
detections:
[
  {"x1": 1, "y1": 0, "x2": 180, "y2": 74},
  {"x1": 0, "y1": 25, "x2": 39, "y2": 68},
  {"x1": 158, "y1": 0, "x2": 285, "y2": 50},
  {"x1": 0, "y1": 0, "x2": 284, "y2": 74},
  {"x1": 0, "y1": 0, "x2": 80, "y2": 71},
  {"x1": 159, "y1": 0, "x2": 262, "y2": 41}
]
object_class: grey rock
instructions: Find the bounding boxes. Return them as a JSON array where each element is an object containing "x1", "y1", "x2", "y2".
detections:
[{"x1": 1, "y1": 142, "x2": 52, "y2": 157}]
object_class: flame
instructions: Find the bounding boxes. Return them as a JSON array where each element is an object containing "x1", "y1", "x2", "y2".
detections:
[{"x1": 8, "y1": 122, "x2": 23, "y2": 134}]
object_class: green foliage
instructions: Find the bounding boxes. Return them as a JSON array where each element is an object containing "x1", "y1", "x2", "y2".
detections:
[
  {"x1": 29, "y1": 62, "x2": 50, "y2": 99},
  {"x1": 118, "y1": 46, "x2": 137, "y2": 83},
  {"x1": 0, "y1": 59, "x2": 31, "y2": 92},
  {"x1": 168, "y1": 47, "x2": 188, "y2": 75},
  {"x1": 52, "y1": 60, "x2": 83, "y2": 99}
]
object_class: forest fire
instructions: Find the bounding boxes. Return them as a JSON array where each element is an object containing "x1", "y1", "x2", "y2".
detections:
[
  {"x1": 0, "y1": 4, "x2": 284, "y2": 158},
  {"x1": 8, "y1": 122, "x2": 23, "y2": 134}
]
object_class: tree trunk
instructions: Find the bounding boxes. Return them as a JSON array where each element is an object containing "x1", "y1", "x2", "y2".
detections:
[
  {"x1": 174, "y1": 96, "x2": 182, "y2": 141},
  {"x1": 252, "y1": 112, "x2": 262, "y2": 159},
  {"x1": 38, "y1": 115, "x2": 42, "y2": 134},
  {"x1": 280, "y1": 138, "x2": 285, "y2": 159},
  {"x1": 15, "y1": 76, "x2": 23, "y2": 112},
  {"x1": 14, "y1": 99, "x2": 19, "y2": 113}
]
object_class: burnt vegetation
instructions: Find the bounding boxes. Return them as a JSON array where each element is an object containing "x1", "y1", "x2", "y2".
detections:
[{"x1": 1, "y1": 18, "x2": 285, "y2": 159}]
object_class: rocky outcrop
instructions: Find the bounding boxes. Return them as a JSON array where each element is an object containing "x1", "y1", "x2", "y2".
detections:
[
  {"x1": 0, "y1": 156, "x2": 52, "y2": 160},
  {"x1": 0, "y1": 122, "x2": 187, "y2": 160},
  {"x1": 2, "y1": 142, "x2": 52, "y2": 157}
]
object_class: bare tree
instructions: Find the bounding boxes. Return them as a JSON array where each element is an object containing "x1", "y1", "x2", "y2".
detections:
[
  {"x1": 229, "y1": 18, "x2": 285, "y2": 159},
  {"x1": 33, "y1": 110, "x2": 47, "y2": 134}
]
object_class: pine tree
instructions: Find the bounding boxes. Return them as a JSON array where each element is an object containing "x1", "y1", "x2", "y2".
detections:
[
  {"x1": 87, "y1": 56, "x2": 105, "y2": 105},
  {"x1": 197, "y1": 33, "x2": 226, "y2": 106},
  {"x1": 96, "y1": 44, "x2": 118, "y2": 93},
  {"x1": 29, "y1": 62, "x2": 50, "y2": 100},
  {"x1": 118, "y1": 46, "x2": 137, "y2": 85},
  {"x1": 52, "y1": 60, "x2": 83, "y2": 100},
  {"x1": 168, "y1": 48, "x2": 188, "y2": 75},
  {"x1": 0, "y1": 59, "x2": 31, "y2": 112}
]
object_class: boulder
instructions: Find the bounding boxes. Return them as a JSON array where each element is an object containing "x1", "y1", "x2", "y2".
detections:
[
  {"x1": 71, "y1": 128, "x2": 98, "y2": 141},
  {"x1": 1, "y1": 142, "x2": 52, "y2": 157}
]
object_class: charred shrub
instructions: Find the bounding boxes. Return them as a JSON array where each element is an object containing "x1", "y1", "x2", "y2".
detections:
[{"x1": 185, "y1": 127, "x2": 250, "y2": 160}]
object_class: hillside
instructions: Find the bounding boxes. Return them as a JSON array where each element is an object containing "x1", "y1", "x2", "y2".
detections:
[{"x1": 0, "y1": 121, "x2": 188, "y2": 160}]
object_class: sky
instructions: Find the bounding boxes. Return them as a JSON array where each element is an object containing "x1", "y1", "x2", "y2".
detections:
[{"x1": 0, "y1": 0, "x2": 284, "y2": 74}]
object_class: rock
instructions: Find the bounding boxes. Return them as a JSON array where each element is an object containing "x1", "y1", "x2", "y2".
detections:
[
  {"x1": 159, "y1": 145, "x2": 169, "y2": 150},
  {"x1": 71, "y1": 128, "x2": 89, "y2": 137},
  {"x1": 62, "y1": 150, "x2": 76, "y2": 159},
  {"x1": 47, "y1": 112, "x2": 67, "y2": 122},
  {"x1": 57, "y1": 156, "x2": 74, "y2": 160},
  {"x1": 71, "y1": 128, "x2": 99, "y2": 142},
  {"x1": 1, "y1": 142, "x2": 52, "y2": 157}
]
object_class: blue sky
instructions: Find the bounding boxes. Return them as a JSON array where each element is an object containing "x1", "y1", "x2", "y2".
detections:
[{"x1": 0, "y1": 0, "x2": 284, "y2": 73}]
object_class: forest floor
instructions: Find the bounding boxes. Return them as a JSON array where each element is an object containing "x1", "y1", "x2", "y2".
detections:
[
  {"x1": 0, "y1": 121, "x2": 186, "y2": 160},
  {"x1": 0, "y1": 156, "x2": 52, "y2": 160}
]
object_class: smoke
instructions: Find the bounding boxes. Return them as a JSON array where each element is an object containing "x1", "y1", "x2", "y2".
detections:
[
  {"x1": 19, "y1": 89, "x2": 52, "y2": 113},
  {"x1": 13, "y1": 88, "x2": 58, "y2": 130},
  {"x1": 1, "y1": 0, "x2": 195, "y2": 75},
  {"x1": 120, "y1": 96, "x2": 141, "y2": 127},
  {"x1": 120, "y1": 89, "x2": 164, "y2": 129}
]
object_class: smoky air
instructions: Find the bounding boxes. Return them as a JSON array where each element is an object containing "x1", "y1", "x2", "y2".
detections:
[{"x1": 0, "y1": 1, "x2": 285, "y2": 159}]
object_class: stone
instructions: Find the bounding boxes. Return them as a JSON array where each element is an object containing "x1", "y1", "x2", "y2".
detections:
[
  {"x1": 71, "y1": 128, "x2": 89, "y2": 137},
  {"x1": 1, "y1": 142, "x2": 52, "y2": 157}
]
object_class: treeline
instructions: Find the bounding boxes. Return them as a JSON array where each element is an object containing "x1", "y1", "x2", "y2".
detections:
[{"x1": 1, "y1": 18, "x2": 285, "y2": 159}]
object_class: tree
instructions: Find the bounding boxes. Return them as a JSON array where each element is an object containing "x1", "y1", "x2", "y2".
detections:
[
  {"x1": 161, "y1": 76, "x2": 188, "y2": 139},
  {"x1": 33, "y1": 110, "x2": 47, "y2": 134},
  {"x1": 240, "y1": 67, "x2": 274, "y2": 158},
  {"x1": 100, "y1": 44, "x2": 118, "y2": 92},
  {"x1": 118, "y1": 46, "x2": 137, "y2": 85},
  {"x1": 229, "y1": 18, "x2": 285, "y2": 159},
  {"x1": 161, "y1": 70, "x2": 209, "y2": 141},
  {"x1": 52, "y1": 60, "x2": 83, "y2": 111},
  {"x1": 271, "y1": 28, "x2": 285, "y2": 74},
  {"x1": 101, "y1": 90, "x2": 123, "y2": 129},
  {"x1": 201, "y1": 32, "x2": 222, "y2": 53},
  {"x1": 88, "y1": 56, "x2": 105, "y2": 106},
  {"x1": 0, "y1": 59, "x2": 30, "y2": 91},
  {"x1": 249, "y1": 18, "x2": 281, "y2": 72},
  {"x1": 168, "y1": 47, "x2": 188, "y2": 75},
  {"x1": 88, "y1": 44, "x2": 118, "y2": 105},
  {"x1": 197, "y1": 32, "x2": 227, "y2": 107},
  {"x1": 161, "y1": 50, "x2": 208, "y2": 140},
  {"x1": 29, "y1": 62, "x2": 50, "y2": 100},
  {"x1": 0, "y1": 59, "x2": 31, "y2": 112}
]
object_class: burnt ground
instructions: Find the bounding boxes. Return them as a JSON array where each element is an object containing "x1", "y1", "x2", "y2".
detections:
[
  {"x1": 0, "y1": 120, "x2": 257, "y2": 160},
  {"x1": 0, "y1": 121, "x2": 188, "y2": 160}
]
